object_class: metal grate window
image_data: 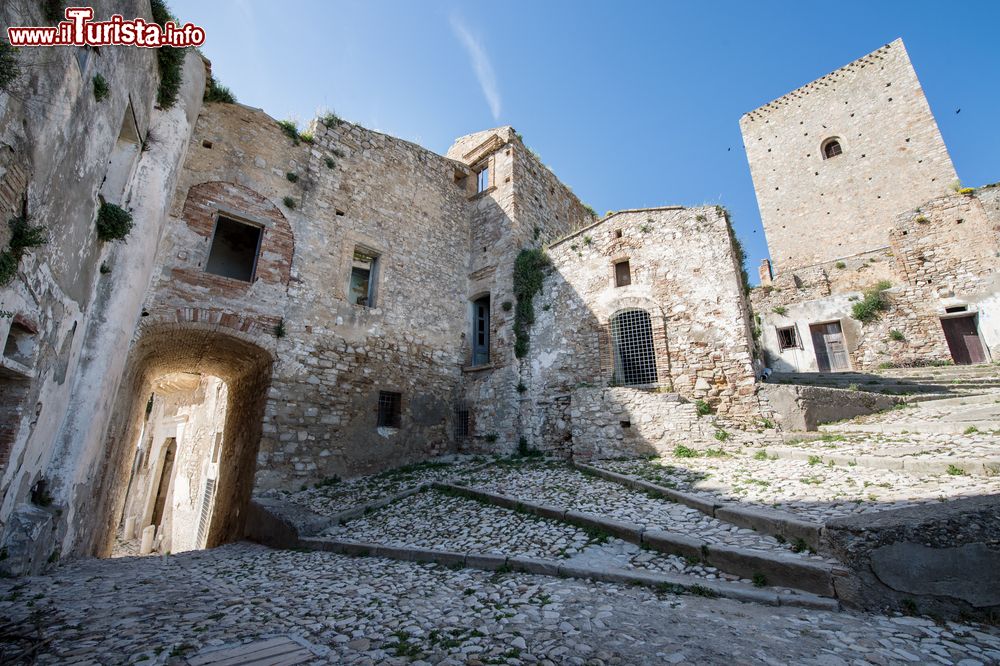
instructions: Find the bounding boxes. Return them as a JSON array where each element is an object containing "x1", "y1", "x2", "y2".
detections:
[
  {"x1": 777, "y1": 325, "x2": 799, "y2": 350},
  {"x1": 610, "y1": 309, "x2": 658, "y2": 386},
  {"x1": 377, "y1": 391, "x2": 402, "y2": 429},
  {"x1": 455, "y1": 408, "x2": 470, "y2": 438}
]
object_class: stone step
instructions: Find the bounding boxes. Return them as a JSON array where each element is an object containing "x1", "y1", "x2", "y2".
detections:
[
  {"x1": 296, "y1": 536, "x2": 839, "y2": 610},
  {"x1": 433, "y1": 481, "x2": 841, "y2": 598},
  {"x1": 762, "y1": 446, "x2": 1000, "y2": 476}
]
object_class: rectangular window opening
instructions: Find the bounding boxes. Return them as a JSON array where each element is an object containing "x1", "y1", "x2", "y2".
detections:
[
  {"x1": 349, "y1": 249, "x2": 378, "y2": 307},
  {"x1": 455, "y1": 408, "x2": 470, "y2": 438},
  {"x1": 378, "y1": 391, "x2": 402, "y2": 429},
  {"x1": 472, "y1": 295, "x2": 490, "y2": 366},
  {"x1": 945, "y1": 305, "x2": 968, "y2": 313},
  {"x1": 777, "y1": 325, "x2": 799, "y2": 350},
  {"x1": 615, "y1": 260, "x2": 632, "y2": 287},
  {"x1": 205, "y1": 216, "x2": 263, "y2": 282},
  {"x1": 476, "y1": 165, "x2": 490, "y2": 193},
  {"x1": 99, "y1": 101, "x2": 141, "y2": 205}
]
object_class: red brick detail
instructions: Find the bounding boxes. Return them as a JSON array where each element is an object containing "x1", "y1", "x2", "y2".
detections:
[{"x1": 181, "y1": 181, "x2": 294, "y2": 287}]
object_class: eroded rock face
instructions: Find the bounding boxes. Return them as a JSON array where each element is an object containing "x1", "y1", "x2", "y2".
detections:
[
  {"x1": 871, "y1": 542, "x2": 1000, "y2": 608},
  {"x1": 0, "y1": 504, "x2": 58, "y2": 577}
]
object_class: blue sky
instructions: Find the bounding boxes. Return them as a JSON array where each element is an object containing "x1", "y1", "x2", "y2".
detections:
[{"x1": 172, "y1": 0, "x2": 1000, "y2": 283}]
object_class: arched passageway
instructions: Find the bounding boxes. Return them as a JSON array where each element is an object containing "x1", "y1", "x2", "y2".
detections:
[{"x1": 87, "y1": 323, "x2": 273, "y2": 558}]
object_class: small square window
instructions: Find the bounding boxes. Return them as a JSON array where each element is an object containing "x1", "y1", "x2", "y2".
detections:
[
  {"x1": 378, "y1": 391, "x2": 402, "y2": 429},
  {"x1": 476, "y1": 165, "x2": 490, "y2": 193},
  {"x1": 349, "y1": 249, "x2": 378, "y2": 307},
  {"x1": 614, "y1": 229, "x2": 623, "y2": 238},
  {"x1": 777, "y1": 326, "x2": 799, "y2": 350},
  {"x1": 614, "y1": 260, "x2": 632, "y2": 287},
  {"x1": 205, "y1": 216, "x2": 262, "y2": 282}
]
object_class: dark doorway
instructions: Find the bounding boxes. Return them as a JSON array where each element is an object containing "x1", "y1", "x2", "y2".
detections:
[
  {"x1": 941, "y1": 315, "x2": 987, "y2": 365},
  {"x1": 149, "y1": 438, "x2": 177, "y2": 529},
  {"x1": 810, "y1": 321, "x2": 850, "y2": 372}
]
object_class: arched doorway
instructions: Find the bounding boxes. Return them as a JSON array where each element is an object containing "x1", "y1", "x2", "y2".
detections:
[{"x1": 89, "y1": 323, "x2": 274, "y2": 558}]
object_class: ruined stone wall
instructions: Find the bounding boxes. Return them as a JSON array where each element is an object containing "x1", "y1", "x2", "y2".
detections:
[
  {"x1": 521, "y1": 206, "x2": 761, "y2": 453},
  {"x1": 445, "y1": 129, "x2": 595, "y2": 453},
  {"x1": 140, "y1": 103, "x2": 473, "y2": 493},
  {"x1": 570, "y1": 388, "x2": 714, "y2": 459},
  {"x1": 752, "y1": 187, "x2": 999, "y2": 372},
  {"x1": 741, "y1": 39, "x2": 956, "y2": 273},
  {"x1": 0, "y1": 1, "x2": 206, "y2": 569}
]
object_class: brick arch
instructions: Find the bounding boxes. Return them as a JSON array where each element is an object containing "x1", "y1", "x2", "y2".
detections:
[
  {"x1": 596, "y1": 297, "x2": 673, "y2": 391},
  {"x1": 181, "y1": 180, "x2": 294, "y2": 287},
  {"x1": 89, "y1": 321, "x2": 275, "y2": 558}
]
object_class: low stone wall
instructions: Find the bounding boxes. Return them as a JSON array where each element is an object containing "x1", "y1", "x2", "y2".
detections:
[
  {"x1": 823, "y1": 495, "x2": 1000, "y2": 620},
  {"x1": 760, "y1": 383, "x2": 901, "y2": 431},
  {"x1": 570, "y1": 387, "x2": 716, "y2": 459}
]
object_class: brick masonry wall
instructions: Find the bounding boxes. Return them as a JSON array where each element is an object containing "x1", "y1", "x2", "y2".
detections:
[{"x1": 741, "y1": 39, "x2": 957, "y2": 273}]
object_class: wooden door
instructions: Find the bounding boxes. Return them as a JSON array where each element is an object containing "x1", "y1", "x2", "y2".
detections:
[
  {"x1": 941, "y1": 315, "x2": 986, "y2": 365},
  {"x1": 810, "y1": 321, "x2": 850, "y2": 372}
]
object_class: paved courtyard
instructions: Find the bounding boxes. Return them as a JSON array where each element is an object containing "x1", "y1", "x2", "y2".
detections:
[{"x1": 2, "y1": 543, "x2": 999, "y2": 665}]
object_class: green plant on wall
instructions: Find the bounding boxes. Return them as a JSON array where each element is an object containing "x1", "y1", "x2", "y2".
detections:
[
  {"x1": 150, "y1": 0, "x2": 185, "y2": 109},
  {"x1": 851, "y1": 281, "x2": 892, "y2": 323},
  {"x1": 204, "y1": 75, "x2": 236, "y2": 103},
  {"x1": 0, "y1": 41, "x2": 20, "y2": 91},
  {"x1": 513, "y1": 248, "x2": 550, "y2": 358},
  {"x1": 95, "y1": 202, "x2": 133, "y2": 242},
  {"x1": 92, "y1": 73, "x2": 109, "y2": 102},
  {"x1": 0, "y1": 216, "x2": 48, "y2": 286}
]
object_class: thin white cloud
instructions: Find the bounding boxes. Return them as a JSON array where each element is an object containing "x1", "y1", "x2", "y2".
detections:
[{"x1": 450, "y1": 15, "x2": 501, "y2": 121}]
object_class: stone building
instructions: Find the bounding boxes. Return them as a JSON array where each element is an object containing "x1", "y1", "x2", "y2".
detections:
[
  {"x1": 743, "y1": 39, "x2": 998, "y2": 372},
  {"x1": 0, "y1": 1, "x2": 757, "y2": 572}
]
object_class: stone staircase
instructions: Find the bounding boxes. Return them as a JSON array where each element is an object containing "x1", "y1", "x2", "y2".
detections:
[{"x1": 770, "y1": 363, "x2": 1000, "y2": 401}]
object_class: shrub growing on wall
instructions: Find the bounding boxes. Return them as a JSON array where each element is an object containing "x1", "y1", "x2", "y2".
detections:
[
  {"x1": 203, "y1": 75, "x2": 236, "y2": 103},
  {"x1": 0, "y1": 216, "x2": 48, "y2": 286},
  {"x1": 851, "y1": 281, "x2": 892, "y2": 323},
  {"x1": 0, "y1": 41, "x2": 20, "y2": 91},
  {"x1": 150, "y1": 0, "x2": 184, "y2": 109},
  {"x1": 95, "y1": 202, "x2": 134, "y2": 241},
  {"x1": 513, "y1": 248, "x2": 550, "y2": 358}
]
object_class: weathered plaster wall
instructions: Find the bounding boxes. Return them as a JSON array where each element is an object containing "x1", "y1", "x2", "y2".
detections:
[
  {"x1": 0, "y1": 1, "x2": 206, "y2": 570},
  {"x1": 741, "y1": 39, "x2": 956, "y2": 273}
]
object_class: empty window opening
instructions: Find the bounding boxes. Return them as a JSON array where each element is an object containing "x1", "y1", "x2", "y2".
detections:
[
  {"x1": 476, "y1": 165, "x2": 490, "y2": 193},
  {"x1": 349, "y1": 249, "x2": 378, "y2": 307},
  {"x1": 615, "y1": 260, "x2": 632, "y2": 287},
  {"x1": 610, "y1": 309, "x2": 658, "y2": 386},
  {"x1": 378, "y1": 391, "x2": 402, "y2": 429},
  {"x1": 620, "y1": 420, "x2": 631, "y2": 429},
  {"x1": 777, "y1": 325, "x2": 800, "y2": 350},
  {"x1": 201, "y1": 139, "x2": 213, "y2": 149},
  {"x1": 821, "y1": 138, "x2": 843, "y2": 160},
  {"x1": 472, "y1": 295, "x2": 491, "y2": 366},
  {"x1": 945, "y1": 305, "x2": 968, "y2": 314},
  {"x1": 614, "y1": 229, "x2": 623, "y2": 238},
  {"x1": 99, "y1": 102, "x2": 141, "y2": 205},
  {"x1": 455, "y1": 408, "x2": 470, "y2": 438},
  {"x1": 335, "y1": 209, "x2": 345, "y2": 216},
  {"x1": 3, "y1": 320, "x2": 37, "y2": 367},
  {"x1": 205, "y1": 216, "x2": 263, "y2": 282}
]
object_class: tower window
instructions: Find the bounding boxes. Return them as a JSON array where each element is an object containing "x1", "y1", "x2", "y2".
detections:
[
  {"x1": 476, "y1": 165, "x2": 490, "y2": 193},
  {"x1": 821, "y1": 138, "x2": 843, "y2": 160},
  {"x1": 205, "y1": 216, "x2": 262, "y2": 282},
  {"x1": 349, "y1": 249, "x2": 378, "y2": 307}
]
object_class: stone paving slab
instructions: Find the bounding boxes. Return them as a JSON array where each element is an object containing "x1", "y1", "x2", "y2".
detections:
[
  {"x1": 597, "y1": 446, "x2": 1000, "y2": 524},
  {"x1": 2, "y1": 543, "x2": 999, "y2": 665},
  {"x1": 454, "y1": 461, "x2": 828, "y2": 561}
]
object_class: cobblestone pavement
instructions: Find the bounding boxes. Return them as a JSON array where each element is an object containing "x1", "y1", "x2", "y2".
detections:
[
  {"x1": 453, "y1": 462, "x2": 830, "y2": 562},
  {"x1": 325, "y1": 489, "x2": 735, "y2": 581},
  {"x1": 781, "y1": 431, "x2": 1000, "y2": 463},
  {"x1": 264, "y1": 457, "x2": 488, "y2": 517},
  {"x1": 2, "y1": 544, "x2": 999, "y2": 665},
  {"x1": 597, "y1": 442, "x2": 1000, "y2": 524}
]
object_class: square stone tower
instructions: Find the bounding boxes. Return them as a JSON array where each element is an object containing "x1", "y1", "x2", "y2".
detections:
[{"x1": 740, "y1": 39, "x2": 957, "y2": 274}]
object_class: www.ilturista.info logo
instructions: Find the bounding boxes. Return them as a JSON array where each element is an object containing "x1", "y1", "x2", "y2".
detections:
[{"x1": 7, "y1": 7, "x2": 205, "y2": 48}]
